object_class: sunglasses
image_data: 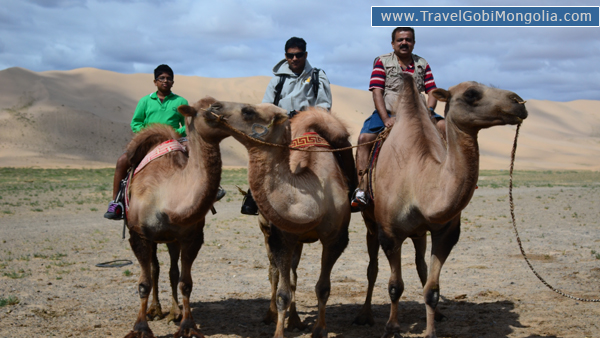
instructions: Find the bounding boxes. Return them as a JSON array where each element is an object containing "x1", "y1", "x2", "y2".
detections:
[
  {"x1": 156, "y1": 76, "x2": 174, "y2": 83},
  {"x1": 285, "y1": 52, "x2": 306, "y2": 59}
]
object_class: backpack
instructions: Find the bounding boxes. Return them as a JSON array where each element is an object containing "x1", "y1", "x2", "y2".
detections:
[{"x1": 273, "y1": 68, "x2": 321, "y2": 106}]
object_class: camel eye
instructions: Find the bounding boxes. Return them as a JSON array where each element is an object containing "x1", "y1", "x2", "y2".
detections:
[
  {"x1": 241, "y1": 107, "x2": 256, "y2": 120},
  {"x1": 463, "y1": 88, "x2": 482, "y2": 104}
]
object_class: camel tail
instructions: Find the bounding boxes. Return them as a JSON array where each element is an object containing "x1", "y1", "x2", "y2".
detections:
[
  {"x1": 126, "y1": 124, "x2": 182, "y2": 167},
  {"x1": 293, "y1": 108, "x2": 351, "y2": 148}
]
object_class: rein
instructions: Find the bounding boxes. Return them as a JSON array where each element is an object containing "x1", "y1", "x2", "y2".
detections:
[
  {"x1": 208, "y1": 111, "x2": 387, "y2": 153},
  {"x1": 509, "y1": 123, "x2": 599, "y2": 302}
]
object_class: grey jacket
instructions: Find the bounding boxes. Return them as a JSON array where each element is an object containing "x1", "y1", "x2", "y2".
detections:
[{"x1": 262, "y1": 59, "x2": 332, "y2": 112}]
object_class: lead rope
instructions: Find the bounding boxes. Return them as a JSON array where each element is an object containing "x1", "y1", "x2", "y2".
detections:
[{"x1": 509, "y1": 123, "x2": 600, "y2": 302}]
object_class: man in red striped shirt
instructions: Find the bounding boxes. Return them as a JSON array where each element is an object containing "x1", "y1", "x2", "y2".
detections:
[{"x1": 352, "y1": 27, "x2": 446, "y2": 208}]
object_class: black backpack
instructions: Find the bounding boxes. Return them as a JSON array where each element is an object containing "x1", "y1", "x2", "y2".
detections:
[{"x1": 273, "y1": 68, "x2": 321, "y2": 106}]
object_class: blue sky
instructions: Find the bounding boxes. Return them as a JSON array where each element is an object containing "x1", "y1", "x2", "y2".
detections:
[{"x1": 0, "y1": 0, "x2": 598, "y2": 101}]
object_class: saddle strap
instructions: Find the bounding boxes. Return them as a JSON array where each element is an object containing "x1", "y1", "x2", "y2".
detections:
[
  {"x1": 133, "y1": 139, "x2": 186, "y2": 176},
  {"x1": 290, "y1": 132, "x2": 330, "y2": 149}
]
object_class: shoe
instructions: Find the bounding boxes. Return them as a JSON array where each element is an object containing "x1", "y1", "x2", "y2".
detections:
[
  {"x1": 351, "y1": 189, "x2": 368, "y2": 209},
  {"x1": 104, "y1": 201, "x2": 123, "y2": 220},
  {"x1": 215, "y1": 186, "x2": 226, "y2": 201},
  {"x1": 241, "y1": 189, "x2": 259, "y2": 215}
]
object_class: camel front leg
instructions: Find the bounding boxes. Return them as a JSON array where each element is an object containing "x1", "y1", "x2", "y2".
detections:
[
  {"x1": 423, "y1": 219, "x2": 460, "y2": 338},
  {"x1": 380, "y1": 232, "x2": 405, "y2": 338},
  {"x1": 354, "y1": 210, "x2": 379, "y2": 326},
  {"x1": 174, "y1": 230, "x2": 205, "y2": 338},
  {"x1": 125, "y1": 231, "x2": 155, "y2": 338},
  {"x1": 146, "y1": 243, "x2": 164, "y2": 321},
  {"x1": 259, "y1": 217, "x2": 279, "y2": 325},
  {"x1": 268, "y1": 227, "x2": 297, "y2": 338},
  {"x1": 312, "y1": 227, "x2": 349, "y2": 338},
  {"x1": 166, "y1": 242, "x2": 182, "y2": 323}
]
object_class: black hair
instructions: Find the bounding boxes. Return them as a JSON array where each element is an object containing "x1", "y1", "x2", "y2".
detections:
[
  {"x1": 154, "y1": 64, "x2": 174, "y2": 79},
  {"x1": 284, "y1": 37, "x2": 307, "y2": 53},
  {"x1": 391, "y1": 27, "x2": 415, "y2": 42}
]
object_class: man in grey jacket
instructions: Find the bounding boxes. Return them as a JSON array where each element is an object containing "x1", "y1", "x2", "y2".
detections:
[
  {"x1": 241, "y1": 37, "x2": 358, "y2": 215},
  {"x1": 262, "y1": 37, "x2": 332, "y2": 114}
]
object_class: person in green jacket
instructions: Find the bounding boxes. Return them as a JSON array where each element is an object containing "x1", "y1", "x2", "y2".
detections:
[{"x1": 104, "y1": 64, "x2": 225, "y2": 220}]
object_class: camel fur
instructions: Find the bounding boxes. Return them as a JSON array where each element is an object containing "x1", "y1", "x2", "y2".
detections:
[
  {"x1": 355, "y1": 75, "x2": 528, "y2": 338},
  {"x1": 123, "y1": 97, "x2": 230, "y2": 338},
  {"x1": 205, "y1": 102, "x2": 352, "y2": 338}
]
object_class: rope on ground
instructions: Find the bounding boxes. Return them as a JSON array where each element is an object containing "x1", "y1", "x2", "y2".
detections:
[
  {"x1": 509, "y1": 123, "x2": 600, "y2": 302},
  {"x1": 95, "y1": 259, "x2": 133, "y2": 268}
]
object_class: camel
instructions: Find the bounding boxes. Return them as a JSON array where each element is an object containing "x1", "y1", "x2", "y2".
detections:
[
  {"x1": 353, "y1": 75, "x2": 527, "y2": 338},
  {"x1": 123, "y1": 97, "x2": 230, "y2": 338},
  {"x1": 204, "y1": 102, "x2": 352, "y2": 338}
]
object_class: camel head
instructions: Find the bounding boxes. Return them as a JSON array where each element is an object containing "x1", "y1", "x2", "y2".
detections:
[
  {"x1": 432, "y1": 82, "x2": 528, "y2": 132},
  {"x1": 199, "y1": 98, "x2": 290, "y2": 147},
  {"x1": 177, "y1": 96, "x2": 234, "y2": 143}
]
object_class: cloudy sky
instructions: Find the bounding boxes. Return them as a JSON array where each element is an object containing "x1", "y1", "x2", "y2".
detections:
[{"x1": 1, "y1": 0, "x2": 598, "y2": 101}]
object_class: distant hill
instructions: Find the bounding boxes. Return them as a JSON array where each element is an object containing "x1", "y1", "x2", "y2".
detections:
[{"x1": 1, "y1": 67, "x2": 599, "y2": 170}]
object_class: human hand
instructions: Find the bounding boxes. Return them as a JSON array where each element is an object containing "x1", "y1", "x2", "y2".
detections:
[{"x1": 384, "y1": 116, "x2": 396, "y2": 128}]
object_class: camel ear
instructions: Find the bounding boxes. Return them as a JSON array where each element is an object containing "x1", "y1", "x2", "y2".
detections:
[
  {"x1": 431, "y1": 88, "x2": 451, "y2": 102},
  {"x1": 178, "y1": 104, "x2": 197, "y2": 117},
  {"x1": 273, "y1": 112, "x2": 288, "y2": 125}
]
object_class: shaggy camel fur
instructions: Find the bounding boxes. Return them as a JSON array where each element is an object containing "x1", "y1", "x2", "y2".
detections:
[
  {"x1": 206, "y1": 102, "x2": 351, "y2": 338},
  {"x1": 355, "y1": 75, "x2": 528, "y2": 338},
  {"x1": 124, "y1": 97, "x2": 229, "y2": 338}
]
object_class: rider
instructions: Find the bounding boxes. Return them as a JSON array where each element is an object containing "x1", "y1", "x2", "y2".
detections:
[
  {"x1": 104, "y1": 64, "x2": 225, "y2": 220},
  {"x1": 241, "y1": 37, "x2": 358, "y2": 214},
  {"x1": 352, "y1": 27, "x2": 445, "y2": 208}
]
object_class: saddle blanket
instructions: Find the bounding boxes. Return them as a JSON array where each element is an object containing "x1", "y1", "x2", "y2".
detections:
[{"x1": 290, "y1": 132, "x2": 330, "y2": 149}]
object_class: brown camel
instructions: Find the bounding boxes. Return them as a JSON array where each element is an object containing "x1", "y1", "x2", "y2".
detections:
[
  {"x1": 205, "y1": 102, "x2": 352, "y2": 338},
  {"x1": 354, "y1": 75, "x2": 527, "y2": 338},
  {"x1": 123, "y1": 97, "x2": 229, "y2": 338}
]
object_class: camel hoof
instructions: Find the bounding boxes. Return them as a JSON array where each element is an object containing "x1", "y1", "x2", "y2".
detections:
[
  {"x1": 146, "y1": 305, "x2": 165, "y2": 321},
  {"x1": 353, "y1": 312, "x2": 375, "y2": 326},
  {"x1": 380, "y1": 332, "x2": 401, "y2": 338},
  {"x1": 124, "y1": 330, "x2": 156, "y2": 338},
  {"x1": 166, "y1": 310, "x2": 183, "y2": 324},
  {"x1": 174, "y1": 327, "x2": 204, "y2": 338},
  {"x1": 434, "y1": 309, "x2": 447, "y2": 322},
  {"x1": 286, "y1": 313, "x2": 308, "y2": 331},
  {"x1": 311, "y1": 327, "x2": 328, "y2": 338},
  {"x1": 262, "y1": 310, "x2": 277, "y2": 325}
]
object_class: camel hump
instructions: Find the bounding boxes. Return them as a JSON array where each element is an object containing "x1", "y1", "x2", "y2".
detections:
[
  {"x1": 126, "y1": 124, "x2": 182, "y2": 167},
  {"x1": 292, "y1": 108, "x2": 351, "y2": 148}
]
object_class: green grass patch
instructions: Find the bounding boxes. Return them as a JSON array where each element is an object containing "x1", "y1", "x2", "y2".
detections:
[
  {"x1": 0, "y1": 295, "x2": 20, "y2": 307},
  {"x1": 477, "y1": 170, "x2": 600, "y2": 188}
]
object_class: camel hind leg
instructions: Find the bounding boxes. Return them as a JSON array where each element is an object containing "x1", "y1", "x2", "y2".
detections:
[
  {"x1": 166, "y1": 242, "x2": 183, "y2": 323},
  {"x1": 125, "y1": 231, "x2": 156, "y2": 338},
  {"x1": 146, "y1": 243, "x2": 164, "y2": 321},
  {"x1": 423, "y1": 218, "x2": 460, "y2": 338},
  {"x1": 174, "y1": 228, "x2": 205, "y2": 338},
  {"x1": 312, "y1": 225, "x2": 349, "y2": 338},
  {"x1": 353, "y1": 209, "x2": 378, "y2": 326}
]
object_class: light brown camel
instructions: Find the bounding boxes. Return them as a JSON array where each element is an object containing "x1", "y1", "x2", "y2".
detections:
[
  {"x1": 205, "y1": 102, "x2": 352, "y2": 338},
  {"x1": 123, "y1": 97, "x2": 230, "y2": 338},
  {"x1": 354, "y1": 75, "x2": 527, "y2": 338}
]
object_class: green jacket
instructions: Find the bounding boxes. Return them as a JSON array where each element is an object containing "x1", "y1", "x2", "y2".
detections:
[{"x1": 131, "y1": 92, "x2": 188, "y2": 136}]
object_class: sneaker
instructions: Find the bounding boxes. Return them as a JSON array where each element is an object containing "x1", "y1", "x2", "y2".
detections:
[
  {"x1": 215, "y1": 186, "x2": 226, "y2": 202},
  {"x1": 351, "y1": 189, "x2": 368, "y2": 209},
  {"x1": 104, "y1": 201, "x2": 123, "y2": 220},
  {"x1": 241, "y1": 189, "x2": 259, "y2": 215}
]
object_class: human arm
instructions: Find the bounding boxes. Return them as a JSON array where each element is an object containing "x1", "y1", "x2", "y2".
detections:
[
  {"x1": 373, "y1": 88, "x2": 395, "y2": 128},
  {"x1": 262, "y1": 77, "x2": 279, "y2": 104},
  {"x1": 314, "y1": 70, "x2": 332, "y2": 111},
  {"x1": 130, "y1": 98, "x2": 147, "y2": 133}
]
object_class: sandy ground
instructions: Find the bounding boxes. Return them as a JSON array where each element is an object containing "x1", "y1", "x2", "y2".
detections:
[{"x1": 1, "y1": 183, "x2": 599, "y2": 338}]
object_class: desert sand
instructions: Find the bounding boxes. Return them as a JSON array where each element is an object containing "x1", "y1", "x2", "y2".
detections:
[{"x1": 1, "y1": 67, "x2": 599, "y2": 170}]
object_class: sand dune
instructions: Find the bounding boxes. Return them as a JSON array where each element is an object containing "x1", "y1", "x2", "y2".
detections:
[{"x1": 0, "y1": 67, "x2": 599, "y2": 170}]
